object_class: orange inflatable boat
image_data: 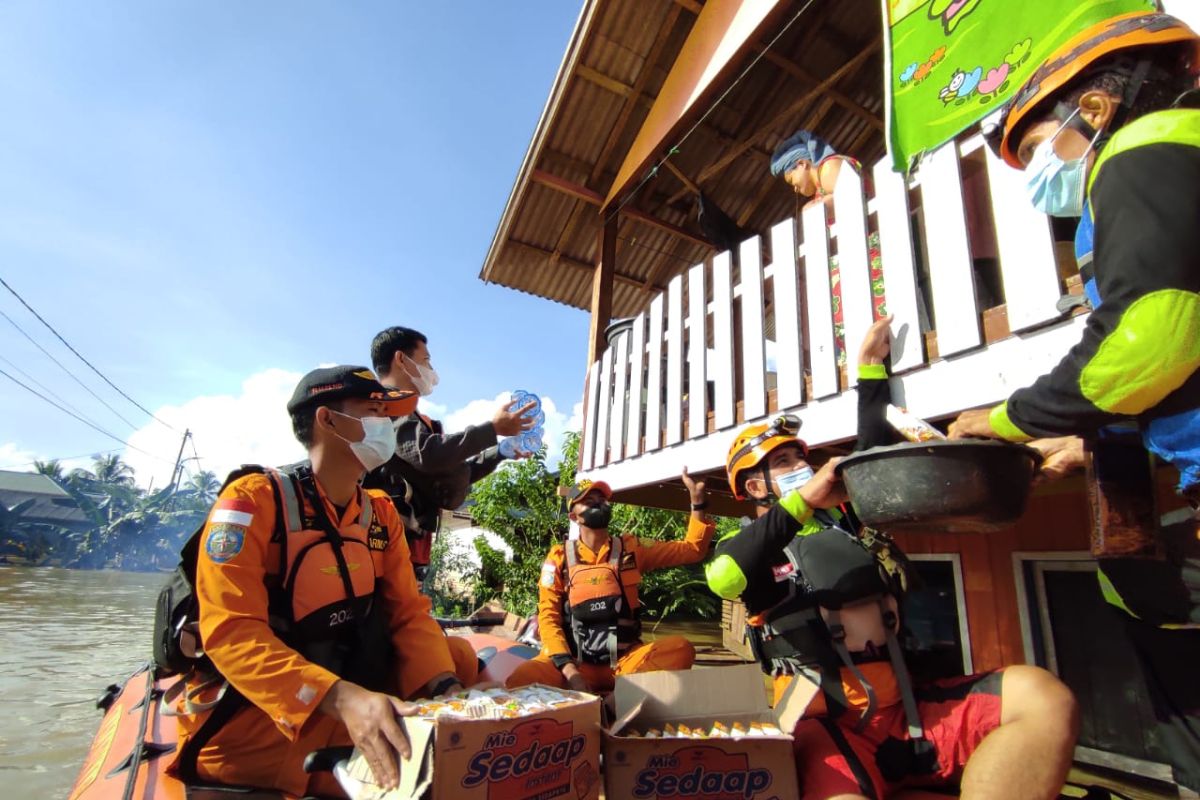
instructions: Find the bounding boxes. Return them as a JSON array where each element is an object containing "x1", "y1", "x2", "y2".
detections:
[{"x1": 67, "y1": 634, "x2": 537, "y2": 800}]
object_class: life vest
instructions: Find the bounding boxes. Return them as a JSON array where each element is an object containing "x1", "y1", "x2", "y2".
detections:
[
  {"x1": 157, "y1": 463, "x2": 394, "y2": 783},
  {"x1": 745, "y1": 521, "x2": 932, "y2": 772},
  {"x1": 266, "y1": 463, "x2": 392, "y2": 685},
  {"x1": 563, "y1": 536, "x2": 641, "y2": 667}
]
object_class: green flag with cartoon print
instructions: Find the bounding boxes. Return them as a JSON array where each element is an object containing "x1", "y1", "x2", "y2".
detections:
[{"x1": 883, "y1": 0, "x2": 1156, "y2": 173}]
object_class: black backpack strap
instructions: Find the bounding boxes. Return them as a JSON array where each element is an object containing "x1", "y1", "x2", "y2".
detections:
[
  {"x1": 291, "y1": 466, "x2": 359, "y2": 607},
  {"x1": 175, "y1": 686, "x2": 248, "y2": 784},
  {"x1": 825, "y1": 607, "x2": 877, "y2": 733},
  {"x1": 881, "y1": 597, "x2": 926, "y2": 744}
]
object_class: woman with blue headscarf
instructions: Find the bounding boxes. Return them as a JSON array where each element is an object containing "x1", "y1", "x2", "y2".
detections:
[
  {"x1": 770, "y1": 130, "x2": 887, "y2": 366},
  {"x1": 770, "y1": 129, "x2": 857, "y2": 207}
]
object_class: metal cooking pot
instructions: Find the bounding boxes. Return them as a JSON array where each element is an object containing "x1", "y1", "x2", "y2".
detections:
[{"x1": 834, "y1": 439, "x2": 1043, "y2": 533}]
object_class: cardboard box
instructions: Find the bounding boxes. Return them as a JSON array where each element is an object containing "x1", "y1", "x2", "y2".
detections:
[
  {"x1": 389, "y1": 686, "x2": 602, "y2": 800},
  {"x1": 604, "y1": 665, "x2": 808, "y2": 800}
]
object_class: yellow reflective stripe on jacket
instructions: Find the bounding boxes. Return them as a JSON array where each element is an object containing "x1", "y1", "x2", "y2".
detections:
[
  {"x1": 779, "y1": 490, "x2": 813, "y2": 524},
  {"x1": 1097, "y1": 567, "x2": 1200, "y2": 630},
  {"x1": 1079, "y1": 290, "x2": 1200, "y2": 415},
  {"x1": 1088, "y1": 109, "x2": 1200, "y2": 200},
  {"x1": 989, "y1": 401, "x2": 1033, "y2": 442}
]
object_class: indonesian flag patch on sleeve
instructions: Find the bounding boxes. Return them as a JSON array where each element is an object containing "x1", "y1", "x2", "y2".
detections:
[{"x1": 210, "y1": 498, "x2": 255, "y2": 528}]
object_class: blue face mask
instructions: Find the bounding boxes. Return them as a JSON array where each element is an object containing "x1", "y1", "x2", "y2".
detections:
[
  {"x1": 1024, "y1": 109, "x2": 1101, "y2": 218},
  {"x1": 773, "y1": 464, "x2": 814, "y2": 497}
]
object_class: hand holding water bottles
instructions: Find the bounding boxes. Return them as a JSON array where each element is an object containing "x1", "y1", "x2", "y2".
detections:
[
  {"x1": 498, "y1": 391, "x2": 545, "y2": 459},
  {"x1": 493, "y1": 398, "x2": 538, "y2": 437}
]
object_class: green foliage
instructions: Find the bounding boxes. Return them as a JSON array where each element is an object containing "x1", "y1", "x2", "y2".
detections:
[
  {"x1": 466, "y1": 431, "x2": 724, "y2": 622},
  {"x1": 468, "y1": 441, "x2": 567, "y2": 616},
  {"x1": 423, "y1": 530, "x2": 476, "y2": 618},
  {"x1": 1, "y1": 454, "x2": 213, "y2": 571}
]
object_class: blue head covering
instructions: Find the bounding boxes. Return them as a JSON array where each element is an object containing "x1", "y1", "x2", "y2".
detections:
[{"x1": 769, "y1": 130, "x2": 836, "y2": 176}]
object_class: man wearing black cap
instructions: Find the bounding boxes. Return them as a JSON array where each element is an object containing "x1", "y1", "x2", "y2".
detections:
[
  {"x1": 505, "y1": 473, "x2": 715, "y2": 692},
  {"x1": 170, "y1": 366, "x2": 476, "y2": 797}
]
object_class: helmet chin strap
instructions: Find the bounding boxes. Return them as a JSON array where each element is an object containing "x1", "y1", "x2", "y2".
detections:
[{"x1": 754, "y1": 462, "x2": 777, "y2": 507}]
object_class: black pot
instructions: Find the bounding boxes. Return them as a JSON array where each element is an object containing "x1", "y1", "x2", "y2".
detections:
[{"x1": 834, "y1": 440, "x2": 1043, "y2": 533}]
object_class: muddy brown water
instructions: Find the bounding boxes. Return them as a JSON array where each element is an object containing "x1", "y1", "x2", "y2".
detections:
[{"x1": 0, "y1": 566, "x2": 726, "y2": 798}]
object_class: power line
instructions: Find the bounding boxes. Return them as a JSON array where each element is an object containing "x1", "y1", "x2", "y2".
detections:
[
  {"x1": 189, "y1": 433, "x2": 203, "y2": 473},
  {"x1": 0, "y1": 366, "x2": 173, "y2": 463},
  {"x1": 0, "y1": 275, "x2": 178, "y2": 432},
  {"x1": 0, "y1": 351, "x2": 112, "y2": 432},
  {"x1": 0, "y1": 307, "x2": 140, "y2": 430}
]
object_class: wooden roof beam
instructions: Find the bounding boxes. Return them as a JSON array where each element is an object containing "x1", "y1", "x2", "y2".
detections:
[
  {"x1": 756, "y1": 48, "x2": 883, "y2": 131},
  {"x1": 576, "y1": 65, "x2": 642, "y2": 100},
  {"x1": 663, "y1": 159, "x2": 700, "y2": 196},
  {"x1": 672, "y1": 0, "x2": 703, "y2": 14},
  {"x1": 529, "y1": 168, "x2": 714, "y2": 249},
  {"x1": 505, "y1": 238, "x2": 647, "y2": 290}
]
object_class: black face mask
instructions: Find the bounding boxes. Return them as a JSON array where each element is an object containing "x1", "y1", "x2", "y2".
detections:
[{"x1": 577, "y1": 502, "x2": 612, "y2": 530}]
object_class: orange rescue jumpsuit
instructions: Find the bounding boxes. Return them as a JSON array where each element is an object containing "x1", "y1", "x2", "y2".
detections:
[
  {"x1": 170, "y1": 472, "x2": 476, "y2": 797},
  {"x1": 505, "y1": 515, "x2": 714, "y2": 691}
]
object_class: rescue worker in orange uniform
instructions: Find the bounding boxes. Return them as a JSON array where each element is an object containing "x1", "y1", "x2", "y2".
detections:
[
  {"x1": 505, "y1": 475, "x2": 715, "y2": 692},
  {"x1": 169, "y1": 366, "x2": 478, "y2": 797}
]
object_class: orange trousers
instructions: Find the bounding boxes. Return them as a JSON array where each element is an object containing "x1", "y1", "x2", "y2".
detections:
[
  {"x1": 193, "y1": 635, "x2": 479, "y2": 797},
  {"x1": 504, "y1": 635, "x2": 695, "y2": 692}
]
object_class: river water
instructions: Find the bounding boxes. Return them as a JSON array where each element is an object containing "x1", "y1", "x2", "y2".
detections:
[
  {"x1": 0, "y1": 566, "x2": 726, "y2": 799},
  {"x1": 0, "y1": 566, "x2": 161, "y2": 798}
]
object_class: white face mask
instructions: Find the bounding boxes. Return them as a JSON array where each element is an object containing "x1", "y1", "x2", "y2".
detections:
[
  {"x1": 330, "y1": 411, "x2": 395, "y2": 471},
  {"x1": 773, "y1": 464, "x2": 815, "y2": 497},
  {"x1": 401, "y1": 354, "x2": 439, "y2": 397}
]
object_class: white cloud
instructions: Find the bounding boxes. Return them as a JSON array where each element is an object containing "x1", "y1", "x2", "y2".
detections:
[
  {"x1": 0, "y1": 442, "x2": 38, "y2": 470},
  {"x1": 123, "y1": 368, "x2": 306, "y2": 489},
  {"x1": 0, "y1": 443, "x2": 95, "y2": 476},
  {"x1": 119, "y1": 371, "x2": 586, "y2": 489}
]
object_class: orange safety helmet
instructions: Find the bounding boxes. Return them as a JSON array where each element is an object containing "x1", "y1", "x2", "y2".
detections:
[
  {"x1": 726, "y1": 414, "x2": 808, "y2": 500},
  {"x1": 989, "y1": 11, "x2": 1200, "y2": 169}
]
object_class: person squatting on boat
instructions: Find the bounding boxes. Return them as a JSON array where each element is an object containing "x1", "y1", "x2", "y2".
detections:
[
  {"x1": 949, "y1": 12, "x2": 1200, "y2": 792},
  {"x1": 504, "y1": 475, "x2": 715, "y2": 692},
  {"x1": 167, "y1": 366, "x2": 480, "y2": 797},
  {"x1": 706, "y1": 317, "x2": 1080, "y2": 800}
]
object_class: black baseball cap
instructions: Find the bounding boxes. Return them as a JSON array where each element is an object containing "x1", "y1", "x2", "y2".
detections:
[{"x1": 287, "y1": 366, "x2": 418, "y2": 417}]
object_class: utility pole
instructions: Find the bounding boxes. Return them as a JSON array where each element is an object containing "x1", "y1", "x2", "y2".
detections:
[{"x1": 168, "y1": 428, "x2": 192, "y2": 496}]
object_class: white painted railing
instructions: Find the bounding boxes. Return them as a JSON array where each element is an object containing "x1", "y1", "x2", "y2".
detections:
[{"x1": 580, "y1": 132, "x2": 1084, "y2": 491}]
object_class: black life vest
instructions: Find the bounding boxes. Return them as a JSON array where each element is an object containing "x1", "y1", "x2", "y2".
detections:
[{"x1": 746, "y1": 523, "x2": 932, "y2": 769}]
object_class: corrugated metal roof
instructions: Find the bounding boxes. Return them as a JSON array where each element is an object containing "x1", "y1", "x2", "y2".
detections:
[
  {"x1": 0, "y1": 470, "x2": 90, "y2": 527},
  {"x1": 481, "y1": 0, "x2": 887, "y2": 320}
]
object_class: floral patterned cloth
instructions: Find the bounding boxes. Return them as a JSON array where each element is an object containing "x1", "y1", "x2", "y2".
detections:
[{"x1": 829, "y1": 231, "x2": 887, "y2": 366}]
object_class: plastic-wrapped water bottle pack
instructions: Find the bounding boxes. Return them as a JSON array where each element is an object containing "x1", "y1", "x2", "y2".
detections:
[{"x1": 498, "y1": 390, "x2": 545, "y2": 458}]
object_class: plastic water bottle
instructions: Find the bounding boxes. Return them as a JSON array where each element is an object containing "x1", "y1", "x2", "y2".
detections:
[
  {"x1": 498, "y1": 429, "x2": 543, "y2": 458},
  {"x1": 499, "y1": 390, "x2": 546, "y2": 458},
  {"x1": 510, "y1": 390, "x2": 542, "y2": 419}
]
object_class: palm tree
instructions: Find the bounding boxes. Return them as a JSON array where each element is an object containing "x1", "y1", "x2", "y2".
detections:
[
  {"x1": 183, "y1": 470, "x2": 219, "y2": 501},
  {"x1": 90, "y1": 453, "x2": 135, "y2": 487},
  {"x1": 33, "y1": 459, "x2": 65, "y2": 484}
]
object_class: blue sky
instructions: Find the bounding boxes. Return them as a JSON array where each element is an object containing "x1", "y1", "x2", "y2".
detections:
[{"x1": 0, "y1": 1, "x2": 589, "y2": 483}]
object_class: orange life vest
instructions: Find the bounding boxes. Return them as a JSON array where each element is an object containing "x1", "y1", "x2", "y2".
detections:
[{"x1": 563, "y1": 536, "x2": 641, "y2": 666}]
